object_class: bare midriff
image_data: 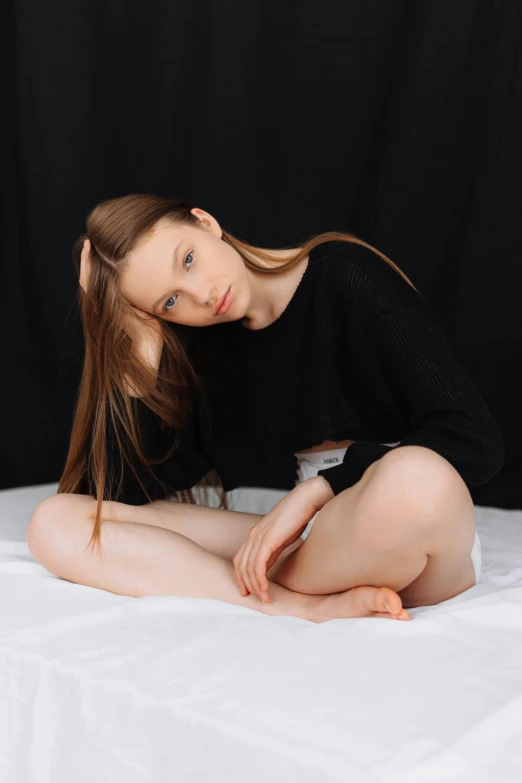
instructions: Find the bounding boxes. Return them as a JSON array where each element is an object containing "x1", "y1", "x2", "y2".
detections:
[{"x1": 295, "y1": 439, "x2": 355, "y2": 456}]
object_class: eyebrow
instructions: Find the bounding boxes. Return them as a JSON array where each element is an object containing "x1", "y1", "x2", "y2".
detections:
[{"x1": 151, "y1": 240, "x2": 184, "y2": 313}]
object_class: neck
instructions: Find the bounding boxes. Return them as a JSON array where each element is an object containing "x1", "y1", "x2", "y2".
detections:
[{"x1": 240, "y1": 248, "x2": 309, "y2": 330}]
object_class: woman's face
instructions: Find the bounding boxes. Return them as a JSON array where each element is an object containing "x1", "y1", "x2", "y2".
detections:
[{"x1": 119, "y1": 209, "x2": 249, "y2": 327}]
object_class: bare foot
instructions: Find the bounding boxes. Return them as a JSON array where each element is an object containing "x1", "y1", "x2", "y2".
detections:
[{"x1": 306, "y1": 585, "x2": 411, "y2": 623}]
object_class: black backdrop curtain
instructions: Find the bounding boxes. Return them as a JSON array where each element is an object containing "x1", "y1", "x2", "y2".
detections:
[{"x1": 3, "y1": 1, "x2": 521, "y2": 508}]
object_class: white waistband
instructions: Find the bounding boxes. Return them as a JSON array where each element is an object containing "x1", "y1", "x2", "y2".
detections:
[
  {"x1": 294, "y1": 442, "x2": 401, "y2": 466},
  {"x1": 294, "y1": 447, "x2": 348, "y2": 466}
]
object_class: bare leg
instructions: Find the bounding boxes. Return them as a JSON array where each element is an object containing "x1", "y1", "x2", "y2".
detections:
[
  {"x1": 271, "y1": 447, "x2": 477, "y2": 608},
  {"x1": 92, "y1": 497, "x2": 274, "y2": 562},
  {"x1": 26, "y1": 494, "x2": 410, "y2": 622}
]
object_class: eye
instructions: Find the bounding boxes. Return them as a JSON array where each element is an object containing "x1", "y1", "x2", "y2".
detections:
[{"x1": 163, "y1": 251, "x2": 194, "y2": 312}]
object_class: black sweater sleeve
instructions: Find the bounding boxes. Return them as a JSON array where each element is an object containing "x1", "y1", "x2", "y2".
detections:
[
  {"x1": 317, "y1": 299, "x2": 505, "y2": 496},
  {"x1": 82, "y1": 396, "x2": 214, "y2": 505}
]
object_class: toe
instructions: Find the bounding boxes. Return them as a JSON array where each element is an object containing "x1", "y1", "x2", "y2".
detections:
[
  {"x1": 374, "y1": 610, "x2": 411, "y2": 621},
  {"x1": 376, "y1": 587, "x2": 404, "y2": 616}
]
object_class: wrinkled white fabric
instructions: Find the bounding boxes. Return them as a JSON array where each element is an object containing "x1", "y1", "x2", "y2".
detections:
[{"x1": 1, "y1": 482, "x2": 521, "y2": 783}]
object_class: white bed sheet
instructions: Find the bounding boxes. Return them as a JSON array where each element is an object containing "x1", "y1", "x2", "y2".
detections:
[{"x1": 1, "y1": 481, "x2": 521, "y2": 783}]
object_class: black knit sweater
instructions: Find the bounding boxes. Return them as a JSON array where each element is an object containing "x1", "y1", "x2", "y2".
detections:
[{"x1": 92, "y1": 240, "x2": 504, "y2": 505}]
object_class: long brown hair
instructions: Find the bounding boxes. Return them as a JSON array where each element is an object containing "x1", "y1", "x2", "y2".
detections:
[{"x1": 58, "y1": 193, "x2": 420, "y2": 559}]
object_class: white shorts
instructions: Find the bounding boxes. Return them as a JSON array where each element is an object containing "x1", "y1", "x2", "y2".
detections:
[{"x1": 294, "y1": 445, "x2": 482, "y2": 585}]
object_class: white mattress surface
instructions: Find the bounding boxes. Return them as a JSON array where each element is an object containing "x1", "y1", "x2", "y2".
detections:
[{"x1": 1, "y1": 482, "x2": 522, "y2": 782}]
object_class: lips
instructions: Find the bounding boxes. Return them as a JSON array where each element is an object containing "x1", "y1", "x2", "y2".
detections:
[{"x1": 213, "y1": 287, "x2": 231, "y2": 316}]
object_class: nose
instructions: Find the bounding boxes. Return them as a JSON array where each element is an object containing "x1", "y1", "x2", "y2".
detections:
[
  {"x1": 182, "y1": 276, "x2": 216, "y2": 308},
  {"x1": 204, "y1": 289, "x2": 218, "y2": 308}
]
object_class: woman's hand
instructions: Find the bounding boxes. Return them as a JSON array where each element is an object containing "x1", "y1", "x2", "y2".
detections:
[
  {"x1": 79, "y1": 238, "x2": 163, "y2": 346},
  {"x1": 233, "y1": 476, "x2": 334, "y2": 603},
  {"x1": 79, "y1": 238, "x2": 92, "y2": 293}
]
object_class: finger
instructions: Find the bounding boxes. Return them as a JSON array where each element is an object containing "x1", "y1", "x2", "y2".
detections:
[
  {"x1": 80, "y1": 240, "x2": 91, "y2": 291},
  {"x1": 80, "y1": 238, "x2": 90, "y2": 265},
  {"x1": 258, "y1": 560, "x2": 269, "y2": 596},
  {"x1": 256, "y1": 546, "x2": 272, "y2": 600},
  {"x1": 233, "y1": 546, "x2": 246, "y2": 595},
  {"x1": 251, "y1": 541, "x2": 270, "y2": 601},
  {"x1": 79, "y1": 257, "x2": 87, "y2": 291},
  {"x1": 240, "y1": 539, "x2": 258, "y2": 598},
  {"x1": 233, "y1": 547, "x2": 248, "y2": 596},
  {"x1": 236, "y1": 541, "x2": 254, "y2": 597},
  {"x1": 250, "y1": 538, "x2": 270, "y2": 603},
  {"x1": 246, "y1": 537, "x2": 264, "y2": 599}
]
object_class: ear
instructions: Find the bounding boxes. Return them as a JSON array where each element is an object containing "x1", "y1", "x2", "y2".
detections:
[{"x1": 190, "y1": 208, "x2": 223, "y2": 239}]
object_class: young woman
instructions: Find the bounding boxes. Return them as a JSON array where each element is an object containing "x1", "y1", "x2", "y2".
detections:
[{"x1": 26, "y1": 194, "x2": 504, "y2": 624}]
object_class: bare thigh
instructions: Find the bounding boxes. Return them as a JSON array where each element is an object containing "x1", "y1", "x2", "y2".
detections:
[{"x1": 74, "y1": 495, "x2": 305, "y2": 563}]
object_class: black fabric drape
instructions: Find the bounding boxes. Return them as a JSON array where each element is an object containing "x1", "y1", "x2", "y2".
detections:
[{"x1": 3, "y1": 0, "x2": 521, "y2": 507}]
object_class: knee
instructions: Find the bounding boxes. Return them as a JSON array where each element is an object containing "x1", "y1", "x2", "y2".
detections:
[
  {"x1": 26, "y1": 493, "x2": 94, "y2": 560},
  {"x1": 356, "y1": 446, "x2": 464, "y2": 548},
  {"x1": 374, "y1": 446, "x2": 464, "y2": 507}
]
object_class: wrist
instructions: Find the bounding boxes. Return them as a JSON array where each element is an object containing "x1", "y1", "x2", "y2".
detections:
[
  {"x1": 301, "y1": 475, "x2": 335, "y2": 509},
  {"x1": 134, "y1": 338, "x2": 162, "y2": 372}
]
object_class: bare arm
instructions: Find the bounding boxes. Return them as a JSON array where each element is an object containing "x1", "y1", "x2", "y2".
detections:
[
  {"x1": 80, "y1": 237, "x2": 164, "y2": 399},
  {"x1": 125, "y1": 337, "x2": 163, "y2": 397}
]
